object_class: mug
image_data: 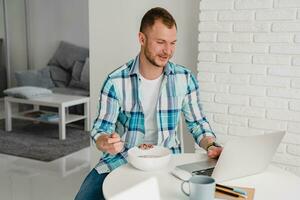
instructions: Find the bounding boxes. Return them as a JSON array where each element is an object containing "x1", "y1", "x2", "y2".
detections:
[{"x1": 181, "y1": 175, "x2": 215, "y2": 200}]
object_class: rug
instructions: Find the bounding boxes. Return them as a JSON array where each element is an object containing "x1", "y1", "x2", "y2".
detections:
[{"x1": 0, "y1": 119, "x2": 90, "y2": 161}]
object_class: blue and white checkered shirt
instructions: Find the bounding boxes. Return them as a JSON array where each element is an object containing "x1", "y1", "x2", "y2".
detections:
[{"x1": 91, "y1": 55, "x2": 215, "y2": 174}]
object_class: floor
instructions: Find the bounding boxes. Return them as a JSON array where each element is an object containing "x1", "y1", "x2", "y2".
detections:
[
  {"x1": 0, "y1": 98, "x2": 102, "y2": 200},
  {"x1": 0, "y1": 146, "x2": 100, "y2": 200}
]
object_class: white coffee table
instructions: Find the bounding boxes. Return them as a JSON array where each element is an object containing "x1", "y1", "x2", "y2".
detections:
[{"x1": 4, "y1": 94, "x2": 90, "y2": 140}]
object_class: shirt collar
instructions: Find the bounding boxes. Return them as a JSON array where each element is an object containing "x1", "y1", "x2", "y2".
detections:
[{"x1": 129, "y1": 54, "x2": 174, "y2": 76}]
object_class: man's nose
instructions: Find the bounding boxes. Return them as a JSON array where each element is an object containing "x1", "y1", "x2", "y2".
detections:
[{"x1": 163, "y1": 44, "x2": 172, "y2": 55}]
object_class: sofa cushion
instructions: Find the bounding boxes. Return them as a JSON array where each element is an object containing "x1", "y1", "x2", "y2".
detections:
[
  {"x1": 15, "y1": 67, "x2": 55, "y2": 88},
  {"x1": 80, "y1": 57, "x2": 89, "y2": 90},
  {"x1": 51, "y1": 87, "x2": 89, "y2": 97},
  {"x1": 4, "y1": 86, "x2": 53, "y2": 99},
  {"x1": 48, "y1": 41, "x2": 89, "y2": 71},
  {"x1": 49, "y1": 65, "x2": 71, "y2": 87},
  {"x1": 69, "y1": 61, "x2": 85, "y2": 88}
]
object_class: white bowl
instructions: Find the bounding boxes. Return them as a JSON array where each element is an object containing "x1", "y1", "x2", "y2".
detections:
[{"x1": 127, "y1": 146, "x2": 171, "y2": 171}]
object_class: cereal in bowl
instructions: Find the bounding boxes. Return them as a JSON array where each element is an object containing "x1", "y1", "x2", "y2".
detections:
[{"x1": 138, "y1": 143, "x2": 154, "y2": 150}]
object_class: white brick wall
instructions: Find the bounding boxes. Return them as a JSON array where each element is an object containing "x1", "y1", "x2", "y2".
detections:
[{"x1": 198, "y1": 0, "x2": 300, "y2": 176}]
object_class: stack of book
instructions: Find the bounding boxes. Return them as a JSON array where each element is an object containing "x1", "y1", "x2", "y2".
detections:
[
  {"x1": 24, "y1": 111, "x2": 45, "y2": 118},
  {"x1": 38, "y1": 113, "x2": 59, "y2": 122}
]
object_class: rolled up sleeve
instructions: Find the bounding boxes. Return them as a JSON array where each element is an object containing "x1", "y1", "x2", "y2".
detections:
[
  {"x1": 91, "y1": 77, "x2": 120, "y2": 142},
  {"x1": 181, "y1": 73, "x2": 215, "y2": 145}
]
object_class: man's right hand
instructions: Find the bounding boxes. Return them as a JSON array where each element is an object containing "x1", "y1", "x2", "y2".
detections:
[{"x1": 96, "y1": 133, "x2": 124, "y2": 155}]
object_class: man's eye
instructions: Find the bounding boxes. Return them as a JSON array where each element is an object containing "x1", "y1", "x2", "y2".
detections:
[{"x1": 157, "y1": 41, "x2": 164, "y2": 44}]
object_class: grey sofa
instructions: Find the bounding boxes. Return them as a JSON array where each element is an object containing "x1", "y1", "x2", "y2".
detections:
[{"x1": 15, "y1": 41, "x2": 90, "y2": 97}]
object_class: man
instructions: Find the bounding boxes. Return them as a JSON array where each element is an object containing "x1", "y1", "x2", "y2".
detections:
[{"x1": 75, "y1": 7, "x2": 222, "y2": 200}]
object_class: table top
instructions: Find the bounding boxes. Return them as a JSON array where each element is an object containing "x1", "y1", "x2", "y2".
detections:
[
  {"x1": 6, "y1": 94, "x2": 89, "y2": 106},
  {"x1": 103, "y1": 153, "x2": 300, "y2": 200}
]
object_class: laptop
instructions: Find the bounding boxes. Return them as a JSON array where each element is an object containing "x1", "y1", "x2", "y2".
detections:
[{"x1": 176, "y1": 131, "x2": 285, "y2": 182}]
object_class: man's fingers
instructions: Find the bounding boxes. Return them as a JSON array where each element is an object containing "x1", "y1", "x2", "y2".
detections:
[
  {"x1": 207, "y1": 147, "x2": 223, "y2": 158},
  {"x1": 112, "y1": 141, "x2": 123, "y2": 149},
  {"x1": 107, "y1": 133, "x2": 121, "y2": 144},
  {"x1": 97, "y1": 133, "x2": 123, "y2": 154},
  {"x1": 111, "y1": 133, "x2": 120, "y2": 138},
  {"x1": 107, "y1": 141, "x2": 124, "y2": 154},
  {"x1": 207, "y1": 150, "x2": 215, "y2": 157},
  {"x1": 107, "y1": 137, "x2": 120, "y2": 144},
  {"x1": 96, "y1": 134, "x2": 123, "y2": 153}
]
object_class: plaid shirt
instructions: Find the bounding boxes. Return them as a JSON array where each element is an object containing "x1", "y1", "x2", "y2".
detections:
[{"x1": 91, "y1": 55, "x2": 215, "y2": 174}]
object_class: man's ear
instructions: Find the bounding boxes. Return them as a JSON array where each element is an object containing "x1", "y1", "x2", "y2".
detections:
[{"x1": 138, "y1": 32, "x2": 146, "y2": 45}]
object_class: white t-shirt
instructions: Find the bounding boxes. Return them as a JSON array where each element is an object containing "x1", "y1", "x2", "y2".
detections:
[{"x1": 139, "y1": 73, "x2": 163, "y2": 144}]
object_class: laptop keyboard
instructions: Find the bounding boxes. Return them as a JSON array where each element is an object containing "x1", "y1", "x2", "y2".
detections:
[{"x1": 192, "y1": 167, "x2": 215, "y2": 176}]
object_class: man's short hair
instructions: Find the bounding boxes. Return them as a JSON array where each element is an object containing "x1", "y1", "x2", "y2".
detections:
[{"x1": 140, "y1": 7, "x2": 177, "y2": 33}]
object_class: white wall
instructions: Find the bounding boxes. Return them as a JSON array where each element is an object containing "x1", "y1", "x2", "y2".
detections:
[
  {"x1": 198, "y1": 0, "x2": 300, "y2": 176},
  {"x1": 27, "y1": 0, "x2": 89, "y2": 69},
  {"x1": 0, "y1": 0, "x2": 5, "y2": 69},
  {"x1": 89, "y1": 0, "x2": 200, "y2": 154},
  {"x1": 0, "y1": 0, "x2": 4, "y2": 39},
  {"x1": 6, "y1": 0, "x2": 28, "y2": 86}
]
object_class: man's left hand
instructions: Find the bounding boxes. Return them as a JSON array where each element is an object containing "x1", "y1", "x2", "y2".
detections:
[{"x1": 207, "y1": 146, "x2": 223, "y2": 159}]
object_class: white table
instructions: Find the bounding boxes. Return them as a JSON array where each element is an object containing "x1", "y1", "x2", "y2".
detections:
[
  {"x1": 4, "y1": 94, "x2": 90, "y2": 140},
  {"x1": 103, "y1": 153, "x2": 300, "y2": 200}
]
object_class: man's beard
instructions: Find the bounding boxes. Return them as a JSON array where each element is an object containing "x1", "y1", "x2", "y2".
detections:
[{"x1": 144, "y1": 49, "x2": 169, "y2": 68}]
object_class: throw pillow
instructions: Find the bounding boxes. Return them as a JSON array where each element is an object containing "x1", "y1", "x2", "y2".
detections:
[
  {"x1": 49, "y1": 65, "x2": 71, "y2": 87},
  {"x1": 48, "y1": 41, "x2": 89, "y2": 71},
  {"x1": 15, "y1": 67, "x2": 55, "y2": 88},
  {"x1": 69, "y1": 61, "x2": 85, "y2": 88},
  {"x1": 80, "y1": 57, "x2": 89, "y2": 90},
  {"x1": 4, "y1": 86, "x2": 53, "y2": 99}
]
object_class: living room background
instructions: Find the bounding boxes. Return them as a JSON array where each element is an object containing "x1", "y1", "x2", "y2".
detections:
[
  {"x1": 0, "y1": 1, "x2": 299, "y2": 199},
  {"x1": 0, "y1": 0, "x2": 89, "y2": 89},
  {"x1": 26, "y1": 0, "x2": 89, "y2": 70}
]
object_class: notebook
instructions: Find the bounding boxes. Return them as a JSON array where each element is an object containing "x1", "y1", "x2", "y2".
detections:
[
  {"x1": 176, "y1": 131, "x2": 285, "y2": 182},
  {"x1": 215, "y1": 185, "x2": 255, "y2": 200}
]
